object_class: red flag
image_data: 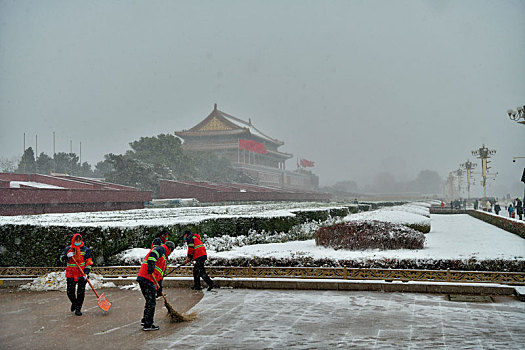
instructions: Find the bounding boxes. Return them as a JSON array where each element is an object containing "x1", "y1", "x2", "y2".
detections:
[
  {"x1": 239, "y1": 139, "x2": 267, "y2": 154},
  {"x1": 300, "y1": 158, "x2": 314, "y2": 167}
]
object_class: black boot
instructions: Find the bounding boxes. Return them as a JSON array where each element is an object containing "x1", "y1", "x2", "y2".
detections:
[
  {"x1": 191, "y1": 285, "x2": 202, "y2": 290},
  {"x1": 70, "y1": 302, "x2": 76, "y2": 312}
]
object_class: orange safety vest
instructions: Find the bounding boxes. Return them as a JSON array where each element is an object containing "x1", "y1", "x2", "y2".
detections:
[
  {"x1": 137, "y1": 244, "x2": 170, "y2": 288},
  {"x1": 186, "y1": 233, "x2": 207, "y2": 261}
]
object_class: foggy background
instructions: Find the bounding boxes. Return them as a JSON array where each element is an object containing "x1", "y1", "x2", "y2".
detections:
[{"x1": 1, "y1": 0, "x2": 524, "y2": 197}]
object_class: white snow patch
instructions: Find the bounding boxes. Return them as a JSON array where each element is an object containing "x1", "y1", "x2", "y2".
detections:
[{"x1": 19, "y1": 271, "x2": 116, "y2": 291}]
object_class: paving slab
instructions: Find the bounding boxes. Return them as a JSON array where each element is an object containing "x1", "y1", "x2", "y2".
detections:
[{"x1": 1, "y1": 288, "x2": 524, "y2": 349}]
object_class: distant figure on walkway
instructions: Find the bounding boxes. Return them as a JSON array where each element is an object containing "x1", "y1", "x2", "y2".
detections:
[
  {"x1": 183, "y1": 230, "x2": 214, "y2": 291},
  {"x1": 440, "y1": 201, "x2": 444, "y2": 209},
  {"x1": 473, "y1": 199, "x2": 478, "y2": 210},
  {"x1": 516, "y1": 198, "x2": 523, "y2": 220},
  {"x1": 494, "y1": 203, "x2": 501, "y2": 215},
  {"x1": 508, "y1": 204, "x2": 515, "y2": 218},
  {"x1": 59, "y1": 233, "x2": 93, "y2": 316}
]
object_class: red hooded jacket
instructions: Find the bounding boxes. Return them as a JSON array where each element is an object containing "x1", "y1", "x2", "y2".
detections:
[{"x1": 60, "y1": 233, "x2": 93, "y2": 281}]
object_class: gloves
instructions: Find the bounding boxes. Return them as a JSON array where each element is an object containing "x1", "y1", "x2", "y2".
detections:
[{"x1": 67, "y1": 252, "x2": 74, "y2": 258}]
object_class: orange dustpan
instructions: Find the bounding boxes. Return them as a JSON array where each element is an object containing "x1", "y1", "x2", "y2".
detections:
[{"x1": 72, "y1": 257, "x2": 112, "y2": 312}]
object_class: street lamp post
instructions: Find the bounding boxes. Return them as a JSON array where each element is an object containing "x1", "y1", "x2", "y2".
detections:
[
  {"x1": 455, "y1": 168, "x2": 463, "y2": 199},
  {"x1": 507, "y1": 105, "x2": 525, "y2": 124},
  {"x1": 471, "y1": 144, "x2": 496, "y2": 202},
  {"x1": 460, "y1": 160, "x2": 477, "y2": 203}
]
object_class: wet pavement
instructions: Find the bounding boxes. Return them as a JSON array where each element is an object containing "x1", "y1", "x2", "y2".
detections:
[{"x1": 1, "y1": 287, "x2": 524, "y2": 349}]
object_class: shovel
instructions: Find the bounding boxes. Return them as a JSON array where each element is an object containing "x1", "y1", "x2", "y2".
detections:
[{"x1": 72, "y1": 256, "x2": 112, "y2": 312}]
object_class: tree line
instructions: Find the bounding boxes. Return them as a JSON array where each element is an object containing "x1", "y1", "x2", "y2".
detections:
[{"x1": 6, "y1": 134, "x2": 254, "y2": 196}]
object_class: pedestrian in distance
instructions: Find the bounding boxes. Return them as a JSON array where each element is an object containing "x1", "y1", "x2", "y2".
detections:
[
  {"x1": 440, "y1": 201, "x2": 444, "y2": 209},
  {"x1": 508, "y1": 203, "x2": 515, "y2": 218},
  {"x1": 494, "y1": 202, "x2": 501, "y2": 215},
  {"x1": 183, "y1": 230, "x2": 215, "y2": 291},
  {"x1": 516, "y1": 198, "x2": 523, "y2": 220},
  {"x1": 136, "y1": 240, "x2": 176, "y2": 331},
  {"x1": 60, "y1": 233, "x2": 93, "y2": 316}
]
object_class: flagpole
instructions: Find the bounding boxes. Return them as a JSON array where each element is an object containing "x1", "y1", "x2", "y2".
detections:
[{"x1": 237, "y1": 138, "x2": 239, "y2": 163}]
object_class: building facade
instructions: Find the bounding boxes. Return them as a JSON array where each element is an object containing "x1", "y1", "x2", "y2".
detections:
[{"x1": 175, "y1": 104, "x2": 319, "y2": 191}]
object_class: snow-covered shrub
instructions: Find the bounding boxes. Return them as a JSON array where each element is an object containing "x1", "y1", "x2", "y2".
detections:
[
  {"x1": 345, "y1": 209, "x2": 431, "y2": 233},
  {"x1": 314, "y1": 220, "x2": 425, "y2": 251},
  {"x1": 204, "y1": 256, "x2": 524, "y2": 272}
]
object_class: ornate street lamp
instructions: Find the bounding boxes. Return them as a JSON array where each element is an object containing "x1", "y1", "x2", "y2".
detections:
[
  {"x1": 507, "y1": 105, "x2": 525, "y2": 124},
  {"x1": 471, "y1": 145, "x2": 496, "y2": 202},
  {"x1": 460, "y1": 160, "x2": 477, "y2": 203}
]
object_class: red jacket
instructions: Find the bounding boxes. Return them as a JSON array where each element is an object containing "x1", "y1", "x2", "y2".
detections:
[
  {"x1": 186, "y1": 233, "x2": 207, "y2": 261},
  {"x1": 60, "y1": 233, "x2": 93, "y2": 281},
  {"x1": 137, "y1": 244, "x2": 171, "y2": 288}
]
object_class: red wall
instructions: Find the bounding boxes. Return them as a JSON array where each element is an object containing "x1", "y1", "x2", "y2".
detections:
[
  {"x1": 159, "y1": 180, "x2": 331, "y2": 202},
  {"x1": 0, "y1": 173, "x2": 152, "y2": 216}
]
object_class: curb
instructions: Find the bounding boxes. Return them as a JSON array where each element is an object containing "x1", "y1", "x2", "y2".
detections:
[{"x1": 3, "y1": 277, "x2": 521, "y2": 300}]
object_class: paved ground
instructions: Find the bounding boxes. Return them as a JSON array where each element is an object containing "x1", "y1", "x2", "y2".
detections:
[{"x1": 1, "y1": 287, "x2": 524, "y2": 349}]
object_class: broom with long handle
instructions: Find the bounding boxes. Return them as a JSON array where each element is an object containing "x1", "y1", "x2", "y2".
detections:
[{"x1": 151, "y1": 275, "x2": 187, "y2": 322}]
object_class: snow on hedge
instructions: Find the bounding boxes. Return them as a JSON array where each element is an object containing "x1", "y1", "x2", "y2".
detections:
[
  {"x1": 344, "y1": 208, "x2": 430, "y2": 227},
  {"x1": 0, "y1": 202, "x2": 347, "y2": 228}
]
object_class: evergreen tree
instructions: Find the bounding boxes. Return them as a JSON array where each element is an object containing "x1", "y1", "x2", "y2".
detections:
[
  {"x1": 93, "y1": 159, "x2": 114, "y2": 178},
  {"x1": 36, "y1": 152, "x2": 55, "y2": 175},
  {"x1": 53, "y1": 152, "x2": 80, "y2": 175},
  {"x1": 16, "y1": 147, "x2": 36, "y2": 173}
]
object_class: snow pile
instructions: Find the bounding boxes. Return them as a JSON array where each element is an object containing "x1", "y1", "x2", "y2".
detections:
[
  {"x1": 19, "y1": 271, "x2": 116, "y2": 291},
  {"x1": 119, "y1": 283, "x2": 140, "y2": 291},
  {"x1": 112, "y1": 247, "x2": 188, "y2": 265}
]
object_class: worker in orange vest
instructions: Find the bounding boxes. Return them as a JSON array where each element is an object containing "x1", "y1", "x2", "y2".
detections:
[{"x1": 183, "y1": 230, "x2": 215, "y2": 291}]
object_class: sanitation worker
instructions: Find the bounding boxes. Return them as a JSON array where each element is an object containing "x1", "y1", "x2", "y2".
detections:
[
  {"x1": 137, "y1": 240, "x2": 176, "y2": 331},
  {"x1": 183, "y1": 230, "x2": 215, "y2": 291},
  {"x1": 60, "y1": 233, "x2": 93, "y2": 316},
  {"x1": 150, "y1": 229, "x2": 170, "y2": 298},
  {"x1": 151, "y1": 228, "x2": 169, "y2": 249}
]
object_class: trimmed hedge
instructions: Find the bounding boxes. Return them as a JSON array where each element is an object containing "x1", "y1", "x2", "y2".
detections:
[
  {"x1": 0, "y1": 208, "x2": 348, "y2": 267},
  {"x1": 203, "y1": 256, "x2": 525, "y2": 272},
  {"x1": 314, "y1": 221, "x2": 425, "y2": 251}
]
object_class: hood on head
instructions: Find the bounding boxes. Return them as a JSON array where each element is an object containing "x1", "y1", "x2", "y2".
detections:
[{"x1": 71, "y1": 233, "x2": 84, "y2": 248}]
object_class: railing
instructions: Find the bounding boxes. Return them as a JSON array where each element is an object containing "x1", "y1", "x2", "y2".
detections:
[{"x1": 1, "y1": 266, "x2": 524, "y2": 285}]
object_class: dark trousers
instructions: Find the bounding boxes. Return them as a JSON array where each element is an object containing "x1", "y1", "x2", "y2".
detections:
[
  {"x1": 138, "y1": 280, "x2": 156, "y2": 327},
  {"x1": 66, "y1": 278, "x2": 86, "y2": 311},
  {"x1": 193, "y1": 256, "x2": 213, "y2": 288}
]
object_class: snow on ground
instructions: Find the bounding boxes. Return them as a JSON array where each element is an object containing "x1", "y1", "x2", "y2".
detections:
[
  {"x1": 19, "y1": 271, "x2": 116, "y2": 291},
  {"x1": 117, "y1": 214, "x2": 525, "y2": 264},
  {"x1": 0, "y1": 202, "x2": 346, "y2": 227}
]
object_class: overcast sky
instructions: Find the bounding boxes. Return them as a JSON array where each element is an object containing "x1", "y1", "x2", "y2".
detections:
[{"x1": 1, "y1": 0, "x2": 524, "y2": 195}]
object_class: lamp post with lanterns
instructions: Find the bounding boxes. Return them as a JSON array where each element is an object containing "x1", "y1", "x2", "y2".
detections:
[
  {"x1": 471, "y1": 145, "x2": 496, "y2": 202},
  {"x1": 507, "y1": 105, "x2": 525, "y2": 125},
  {"x1": 460, "y1": 160, "x2": 477, "y2": 203}
]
